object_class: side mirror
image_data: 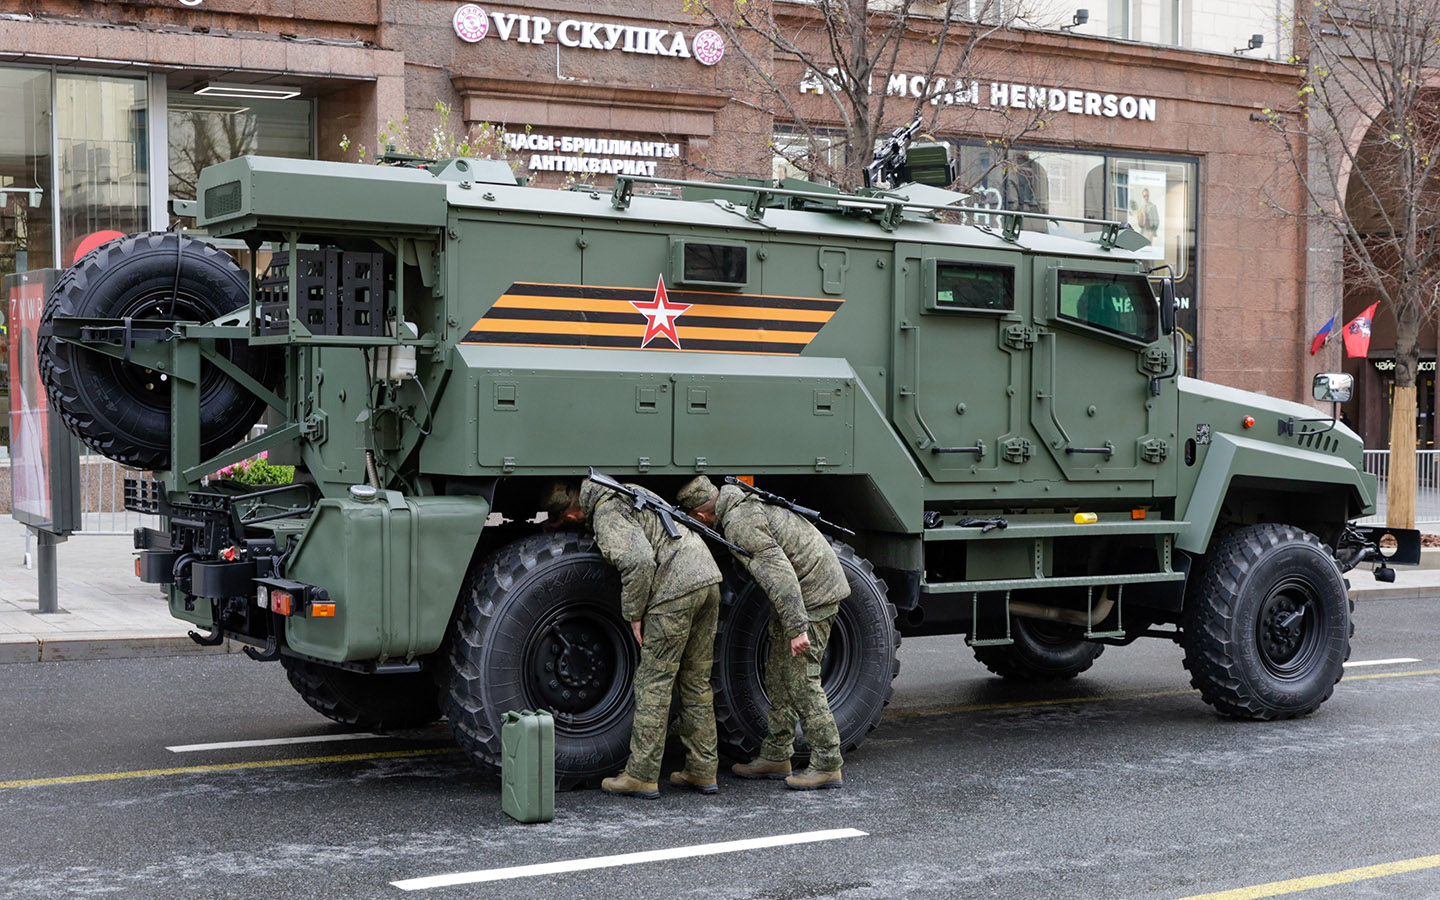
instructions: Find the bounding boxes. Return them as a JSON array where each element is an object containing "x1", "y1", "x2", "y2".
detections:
[
  {"x1": 1159, "y1": 278, "x2": 1176, "y2": 336},
  {"x1": 1313, "y1": 372, "x2": 1354, "y2": 403}
]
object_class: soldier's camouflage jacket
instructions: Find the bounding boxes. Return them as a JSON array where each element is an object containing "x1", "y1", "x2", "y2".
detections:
[
  {"x1": 579, "y1": 478, "x2": 722, "y2": 622},
  {"x1": 714, "y1": 484, "x2": 850, "y2": 638}
]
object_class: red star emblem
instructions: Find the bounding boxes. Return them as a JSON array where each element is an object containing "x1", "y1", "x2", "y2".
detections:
[{"x1": 630, "y1": 275, "x2": 690, "y2": 348}]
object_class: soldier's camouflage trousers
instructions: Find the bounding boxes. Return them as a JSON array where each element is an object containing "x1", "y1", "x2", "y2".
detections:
[
  {"x1": 624, "y1": 584, "x2": 720, "y2": 783},
  {"x1": 760, "y1": 614, "x2": 842, "y2": 773}
]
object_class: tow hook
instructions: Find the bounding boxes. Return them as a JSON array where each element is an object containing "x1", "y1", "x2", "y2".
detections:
[
  {"x1": 243, "y1": 624, "x2": 283, "y2": 662},
  {"x1": 188, "y1": 625, "x2": 225, "y2": 646}
]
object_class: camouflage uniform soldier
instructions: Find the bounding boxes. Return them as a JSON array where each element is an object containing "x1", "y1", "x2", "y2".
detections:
[
  {"x1": 545, "y1": 477, "x2": 724, "y2": 798},
  {"x1": 677, "y1": 476, "x2": 850, "y2": 790}
]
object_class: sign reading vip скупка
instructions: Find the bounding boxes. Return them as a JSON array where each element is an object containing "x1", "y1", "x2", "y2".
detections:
[{"x1": 453, "y1": 4, "x2": 725, "y2": 65}]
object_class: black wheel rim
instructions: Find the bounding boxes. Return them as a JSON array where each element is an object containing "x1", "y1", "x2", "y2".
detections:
[
  {"x1": 1254, "y1": 578, "x2": 1324, "y2": 679},
  {"x1": 522, "y1": 602, "x2": 635, "y2": 734},
  {"x1": 103, "y1": 289, "x2": 234, "y2": 413}
]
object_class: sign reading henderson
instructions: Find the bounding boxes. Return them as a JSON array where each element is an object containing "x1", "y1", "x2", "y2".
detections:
[{"x1": 453, "y1": 4, "x2": 725, "y2": 66}]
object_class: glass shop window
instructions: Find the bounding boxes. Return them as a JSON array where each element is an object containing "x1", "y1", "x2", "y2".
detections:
[{"x1": 56, "y1": 73, "x2": 149, "y2": 263}]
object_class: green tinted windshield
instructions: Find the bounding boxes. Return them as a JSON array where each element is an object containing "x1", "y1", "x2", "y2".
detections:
[{"x1": 1057, "y1": 272, "x2": 1158, "y2": 342}]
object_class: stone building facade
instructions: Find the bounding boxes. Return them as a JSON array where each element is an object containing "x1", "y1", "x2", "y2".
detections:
[{"x1": 0, "y1": 0, "x2": 1315, "y2": 410}]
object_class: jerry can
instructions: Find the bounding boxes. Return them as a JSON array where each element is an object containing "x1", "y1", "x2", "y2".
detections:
[{"x1": 500, "y1": 709, "x2": 555, "y2": 823}]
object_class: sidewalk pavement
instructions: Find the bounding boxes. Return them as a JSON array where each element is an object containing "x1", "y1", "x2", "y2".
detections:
[
  {"x1": 1, "y1": 515, "x2": 1437, "y2": 664},
  {"x1": 0, "y1": 517, "x2": 235, "y2": 664}
]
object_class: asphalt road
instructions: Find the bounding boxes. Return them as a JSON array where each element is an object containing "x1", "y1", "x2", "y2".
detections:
[{"x1": 3, "y1": 597, "x2": 1439, "y2": 900}]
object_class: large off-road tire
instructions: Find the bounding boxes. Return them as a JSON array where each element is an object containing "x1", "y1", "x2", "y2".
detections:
[
  {"x1": 38, "y1": 232, "x2": 277, "y2": 469},
  {"x1": 280, "y1": 656, "x2": 443, "y2": 731},
  {"x1": 441, "y1": 532, "x2": 639, "y2": 784},
  {"x1": 1181, "y1": 523, "x2": 1351, "y2": 720},
  {"x1": 971, "y1": 616, "x2": 1104, "y2": 681},
  {"x1": 712, "y1": 541, "x2": 900, "y2": 761}
]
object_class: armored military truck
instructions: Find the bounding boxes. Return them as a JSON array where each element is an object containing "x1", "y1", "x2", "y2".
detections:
[{"x1": 37, "y1": 140, "x2": 1416, "y2": 783}]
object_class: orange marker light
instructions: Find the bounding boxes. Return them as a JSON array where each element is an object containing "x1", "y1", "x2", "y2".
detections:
[
  {"x1": 310, "y1": 602, "x2": 337, "y2": 618},
  {"x1": 1074, "y1": 512, "x2": 1098, "y2": 524},
  {"x1": 1132, "y1": 509, "x2": 1148, "y2": 520},
  {"x1": 134, "y1": 558, "x2": 142, "y2": 578},
  {"x1": 1243, "y1": 415, "x2": 1256, "y2": 429},
  {"x1": 735, "y1": 475, "x2": 755, "y2": 486}
]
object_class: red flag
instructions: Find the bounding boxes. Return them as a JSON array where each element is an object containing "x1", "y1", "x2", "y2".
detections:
[{"x1": 1343, "y1": 302, "x2": 1378, "y2": 359}]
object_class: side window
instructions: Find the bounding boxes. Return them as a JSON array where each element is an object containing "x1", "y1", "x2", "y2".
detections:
[
  {"x1": 1057, "y1": 271, "x2": 1158, "y2": 342},
  {"x1": 935, "y1": 263, "x2": 1014, "y2": 312},
  {"x1": 670, "y1": 239, "x2": 749, "y2": 288}
]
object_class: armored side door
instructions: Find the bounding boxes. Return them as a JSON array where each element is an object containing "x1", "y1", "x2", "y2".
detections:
[
  {"x1": 1028, "y1": 258, "x2": 1175, "y2": 483},
  {"x1": 891, "y1": 243, "x2": 1033, "y2": 483}
]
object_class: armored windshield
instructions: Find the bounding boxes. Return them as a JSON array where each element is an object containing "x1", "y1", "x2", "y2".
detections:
[{"x1": 1057, "y1": 271, "x2": 1158, "y2": 342}]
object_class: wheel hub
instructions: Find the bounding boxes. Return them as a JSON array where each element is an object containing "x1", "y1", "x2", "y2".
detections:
[
  {"x1": 551, "y1": 630, "x2": 603, "y2": 690},
  {"x1": 524, "y1": 608, "x2": 632, "y2": 725},
  {"x1": 1256, "y1": 588, "x2": 1318, "y2": 675},
  {"x1": 1261, "y1": 599, "x2": 1305, "y2": 660}
]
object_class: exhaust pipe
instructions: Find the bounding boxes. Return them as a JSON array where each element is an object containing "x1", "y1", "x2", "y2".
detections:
[{"x1": 1009, "y1": 594, "x2": 1115, "y2": 628}]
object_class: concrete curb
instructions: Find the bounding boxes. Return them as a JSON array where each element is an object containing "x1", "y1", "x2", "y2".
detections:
[
  {"x1": 0, "y1": 635, "x2": 236, "y2": 664},
  {"x1": 1351, "y1": 587, "x2": 1440, "y2": 604}
]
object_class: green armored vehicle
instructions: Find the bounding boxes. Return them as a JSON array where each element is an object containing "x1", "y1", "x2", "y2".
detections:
[{"x1": 38, "y1": 137, "x2": 1417, "y2": 782}]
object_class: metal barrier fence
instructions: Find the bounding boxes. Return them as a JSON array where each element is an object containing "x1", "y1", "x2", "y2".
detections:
[
  {"x1": 75, "y1": 425, "x2": 269, "y2": 535},
  {"x1": 1359, "y1": 449, "x2": 1440, "y2": 526},
  {"x1": 76, "y1": 453, "x2": 159, "y2": 535}
]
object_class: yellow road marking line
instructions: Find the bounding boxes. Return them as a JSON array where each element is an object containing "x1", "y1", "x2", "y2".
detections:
[
  {"x1": 7, "y1": 671, "x2": 1437, "y2": 792},
  {"x1": 0, "y1": 747, "x2": 462, "y2": 791},
  {"x1": 890, "y1": 669, "x2": 1440, "y2": 719},
  {"x1": 1345, "y1": 667, "x2": 1440, "y2": 680},
  {"x1": 1173, "y1": 853, "x2": 1440, "y2": 900}
]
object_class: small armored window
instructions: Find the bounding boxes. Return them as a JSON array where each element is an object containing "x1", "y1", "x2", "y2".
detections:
[
  {"x1": 935, "y1": 263, "x2": 1014, "y2": 311},
  {"x1": 677, "y1": 241, "x2": 748, "y2": 287},
  {"x1": 1057, "y1": 271, "x2": 1158, "y2": 342}
]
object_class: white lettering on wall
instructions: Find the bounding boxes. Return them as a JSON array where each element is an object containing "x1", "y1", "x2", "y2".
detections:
[
  {"x1": 505, "y1": 131, "x2": 681, "y2": 175},
  {"x1": 801, "y1": 67, "x2": 1158, "y2": 122}
]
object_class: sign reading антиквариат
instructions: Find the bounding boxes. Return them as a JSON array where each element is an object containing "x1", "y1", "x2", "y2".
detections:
[{"x1": 453, "y1": 4, "x2": 725, "y2": 66}]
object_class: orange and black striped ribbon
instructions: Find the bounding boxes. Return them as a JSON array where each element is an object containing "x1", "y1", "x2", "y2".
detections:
[{"x1": 464, "y1": 282, "x2": 844, "y2": 355}]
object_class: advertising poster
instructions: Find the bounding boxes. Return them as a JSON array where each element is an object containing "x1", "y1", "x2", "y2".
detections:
[
  {"x1": 7, "y1": 268, "x2": 68, "y2": 529},
  {"x1": 1124, "y1": 168, "x2": 1167, "y2": 259}
]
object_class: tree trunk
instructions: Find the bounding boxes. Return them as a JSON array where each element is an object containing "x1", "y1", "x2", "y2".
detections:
[
  {"x1": 1388, "y1": 385, "x2": 1418, "y2": 529},
  {"x1": 1389, "y1": 298, "x2": 1423, "y2": 530}
]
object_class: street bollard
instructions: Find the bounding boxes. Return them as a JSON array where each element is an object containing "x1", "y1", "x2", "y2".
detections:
[{"x1": 500, "y1": 709, "x2": 555, "y2": 824}]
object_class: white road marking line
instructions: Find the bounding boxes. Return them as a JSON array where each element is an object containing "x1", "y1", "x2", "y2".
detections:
[
  {"x1": 1343, "y1": 658, "x2": 1421, "y2": 668},
  {"x1": 391, "y1": 827, "x2": 869, "y2": 891},
  {"x1": 166, "y1": 733, "x2": 384, "y2": 753}
]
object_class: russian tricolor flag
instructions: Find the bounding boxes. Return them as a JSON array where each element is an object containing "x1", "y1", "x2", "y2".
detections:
[{"x1": 1310, "y1": 315, "x2": 1335, "y2": 355}]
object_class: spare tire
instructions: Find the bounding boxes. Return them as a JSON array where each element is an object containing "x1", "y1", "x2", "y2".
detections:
[{"x1": 38, "y1": 232, "x2": 277, "y2": 470}]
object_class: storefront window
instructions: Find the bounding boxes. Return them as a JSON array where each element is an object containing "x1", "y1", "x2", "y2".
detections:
[
  {"x1": 0, "y1": 65, "x2": 55, "y2": 451},
  {"x1": 956, "y1": 146, "x2": 1105, "y2": 232},
  {"x1": 56, "y1": 73, "x2": 149, "y2": 261},
  {"x1": 952, "y1": 142, "x2": 1199, "y2": 373},
  {"x1": 0, "y1": 67, "x2": 54, "y2": 278},
  {"x1": 771, "y1": 129, "x2": 843, "y2": 184},
  {"x1": 167, "y1": 91, "x2": 313, "y2": 207}
]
